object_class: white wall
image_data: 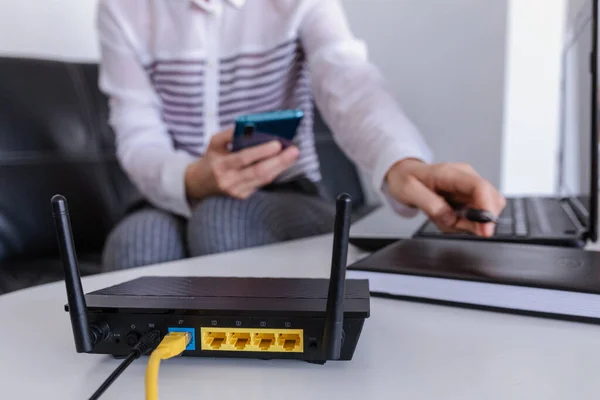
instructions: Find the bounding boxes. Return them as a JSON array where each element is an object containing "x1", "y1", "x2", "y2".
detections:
[
  {"x1": 0, "y1": 0, "x2": 99, "y2": 61},
  {"x1": 500, "y1": 0, "x2": 568, "y2": 196},
  {"x1": 342, "y1": 0, "x2": 508, "y2": 191}
]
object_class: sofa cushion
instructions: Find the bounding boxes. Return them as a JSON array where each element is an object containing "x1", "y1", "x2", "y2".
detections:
[{"x1": 0, "y1": 57, "x2": 139, "y2": 262}]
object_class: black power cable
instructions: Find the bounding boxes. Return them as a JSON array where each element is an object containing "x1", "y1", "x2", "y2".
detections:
[{"x1": 89, "y1": 330, "x2": 161, "y2": 400}]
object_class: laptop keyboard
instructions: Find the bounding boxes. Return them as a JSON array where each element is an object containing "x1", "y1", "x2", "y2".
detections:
[
  {"x1": 527, "y1": 197, "x2": 580, "y2": 236},
  {"x1": 494, "y1": 199, "x2": 516, "y2": 236},
  {"x1": 419, "y1": 197, "x2": 579, "y2": 239},
  {"x1": 494, "y1": 198, "x2": 527, "y2": 237}
]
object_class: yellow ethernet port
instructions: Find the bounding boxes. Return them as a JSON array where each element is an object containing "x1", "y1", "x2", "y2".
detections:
[
  {"x1": 204, "y1": 331, "x2": 226, "y2": 350},
  {"x1": 278, "y1": 333, "x2": 301, "y2": 351},
  {"x1": 254, "y1": 333, "x2": 275, "y2": 351},
  {"x1": 230, "y1": 332, "x2": 251, "y2": 350},
  {"x1": 200, "y1": 328, "x2": 303, "y2": 353}
]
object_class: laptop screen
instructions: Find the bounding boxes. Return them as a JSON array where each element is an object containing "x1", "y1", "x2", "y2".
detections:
[{"x1": 560, "y1": 0, "x2": 598, "y2": 240}]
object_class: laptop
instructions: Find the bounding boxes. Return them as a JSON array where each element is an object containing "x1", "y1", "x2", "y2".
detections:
[{"x1": 351, "y1": 0, "x2": 599, "y2": 251}]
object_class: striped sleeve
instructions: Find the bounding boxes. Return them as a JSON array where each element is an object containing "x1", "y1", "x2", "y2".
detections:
[
  {"x1": 97, "y1": 0, "x2": 196, "y2": 219},
  {"x1": 298, "y1": 0, "x2": 433, "y2": 216}
]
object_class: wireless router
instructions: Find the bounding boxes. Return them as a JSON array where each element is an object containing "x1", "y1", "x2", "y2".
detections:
[{"x1": 53, "y1": 193, "x2": 370, "y2": 364}]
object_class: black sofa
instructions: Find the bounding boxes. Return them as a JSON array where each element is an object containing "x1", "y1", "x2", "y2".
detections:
[{"x1": 0, "y1": 56, "x2": 368, "y2": 296}]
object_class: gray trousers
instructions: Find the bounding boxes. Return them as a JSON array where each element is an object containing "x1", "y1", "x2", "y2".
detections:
[{"x1": 101, "y1": 181, "x2": 336, "y2": 271}]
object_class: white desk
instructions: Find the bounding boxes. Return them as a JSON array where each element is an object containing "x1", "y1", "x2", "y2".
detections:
[
  {"x1": 350, "y1": 205, "x2": 427, "y2": 240},
  {"x1": 2, "y1": 234, "x2": 600, "y2": 399}
]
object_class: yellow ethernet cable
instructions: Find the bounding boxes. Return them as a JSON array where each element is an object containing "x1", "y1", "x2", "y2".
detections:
[{"x1": 145, "y1": 331, "x2": 191, "y2": 400}]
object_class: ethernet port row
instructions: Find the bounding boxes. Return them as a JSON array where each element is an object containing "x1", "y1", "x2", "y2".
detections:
[{"x1": 201, "y1": 328, "x2": 303, "y2": 353}]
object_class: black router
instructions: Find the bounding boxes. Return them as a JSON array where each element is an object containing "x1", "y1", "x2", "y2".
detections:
[{"x1": 53, "y1": 193, "x2": 370, "y2": 364}]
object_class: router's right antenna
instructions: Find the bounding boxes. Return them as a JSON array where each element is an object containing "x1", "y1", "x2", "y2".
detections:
[
  {"x1": 52, "y1": 194, "x2": 93, "y2": 353},
  {"x1": 323, "y1": 193, "x2": 352, "y2": 360}
]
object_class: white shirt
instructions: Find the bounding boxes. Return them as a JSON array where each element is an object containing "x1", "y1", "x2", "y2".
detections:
[{"x1": 97, "y1": 0, "x2": 433, "y2": 218}]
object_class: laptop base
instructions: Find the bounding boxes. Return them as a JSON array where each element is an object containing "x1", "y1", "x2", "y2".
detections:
[{"x1": 414, "y1": 196, "x2": 589, "y2": 249}]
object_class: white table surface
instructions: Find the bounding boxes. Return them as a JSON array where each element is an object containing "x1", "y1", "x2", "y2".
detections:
[
  {"x1": 350, "y1": 205, "x2": 428, "y2": 239},
  {"x1": 3, "y1": 231, "x2": 600, "y2": 399}
]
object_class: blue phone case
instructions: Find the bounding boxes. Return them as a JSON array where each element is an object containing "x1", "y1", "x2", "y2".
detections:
[{"x1": 231, "y1": 109, "x2": 304, "y2": 152}]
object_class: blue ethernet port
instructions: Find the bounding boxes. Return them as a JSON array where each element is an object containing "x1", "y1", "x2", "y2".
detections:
[{"x1": 167, "y1": 327, "x2": 196, "y2": 351}]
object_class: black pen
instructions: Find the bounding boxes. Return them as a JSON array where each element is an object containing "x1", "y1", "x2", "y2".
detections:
[
  {"x1": 454, "y1": 207, "x2": 498, "y2": 224},
  {"x1": 443, "y1": 195, "x2": 498, "y2": 224}
]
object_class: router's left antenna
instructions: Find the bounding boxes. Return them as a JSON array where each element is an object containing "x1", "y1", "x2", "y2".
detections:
[{"x1": 52, "y1": 194, "x2": 93, "y2": 353}]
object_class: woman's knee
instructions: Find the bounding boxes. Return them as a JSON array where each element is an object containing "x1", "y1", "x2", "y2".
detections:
[
  {"x1": 187, "y1": 195, "x2": 275, "y2": 257},
  {"x1": 102, "y1": 208, "x2": 187, "y2": 271}
]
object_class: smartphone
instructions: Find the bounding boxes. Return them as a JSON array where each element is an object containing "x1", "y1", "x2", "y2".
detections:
[{"x1": 231, "y1": 109, "x2": 304, "y2": 152}]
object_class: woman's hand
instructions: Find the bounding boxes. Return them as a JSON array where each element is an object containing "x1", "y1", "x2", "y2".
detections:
[
  {"x1": 385, "y1": 158, "x2": 506, "y2": 237},
  {"x1": 185, "y1": 128, "x2": 299, "y2": 200}
]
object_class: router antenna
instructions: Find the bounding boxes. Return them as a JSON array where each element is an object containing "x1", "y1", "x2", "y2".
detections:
[
  {"x1": 52, "y1": 194, "x2": 93, "y2": 353},
  {"x1": 323, "y1": 193, "x2": 352, "y2": 360}
]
